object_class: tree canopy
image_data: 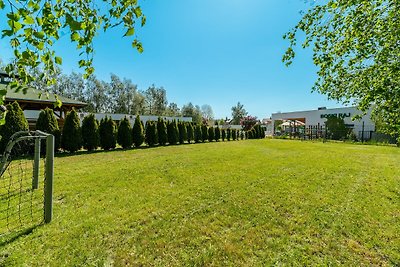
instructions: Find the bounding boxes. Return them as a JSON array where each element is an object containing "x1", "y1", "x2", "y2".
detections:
[
  {"x1": 283, "y1": 0, "x2": 400, "y2": 142},
  {"x1": 231, "y1": 102, "x2": 247, "y2": 125},
  {"x1": 0, "y1": 0, "x2": 145, "y2": 105}
]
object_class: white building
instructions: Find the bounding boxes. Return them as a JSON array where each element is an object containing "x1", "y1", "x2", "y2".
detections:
[{"x1": 270, "y1": 106, "x2": 375, "y2": 139}]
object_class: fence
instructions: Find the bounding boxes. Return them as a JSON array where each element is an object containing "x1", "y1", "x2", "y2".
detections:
[
  {"x1": 0, "y1": 131, "x2": 54, "y2": 242},
  {"x1": 280, "y1": 122, "x2": 377, "y2": 142}
]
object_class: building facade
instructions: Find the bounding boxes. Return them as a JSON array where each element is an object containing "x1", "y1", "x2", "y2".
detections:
[{"x1": 270, "y1": 107, "x2": 375, "y2": 139}]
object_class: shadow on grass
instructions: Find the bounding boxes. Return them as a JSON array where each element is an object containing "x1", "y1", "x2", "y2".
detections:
[
  {"x1": 0, "y1": 224, "x2": 40, "y2": 247},
  {"x1": 54, "y1": 141, "x2": 211, "y2": 158}
]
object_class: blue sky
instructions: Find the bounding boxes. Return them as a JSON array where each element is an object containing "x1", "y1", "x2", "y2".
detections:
[{"x1": 0, "y1": 0, "x2": 341, "y2": 119}]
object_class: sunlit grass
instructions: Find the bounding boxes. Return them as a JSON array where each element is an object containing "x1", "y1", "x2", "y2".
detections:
[{"x1": 1, "y1": 139, "x2": 399, "y2": 265}]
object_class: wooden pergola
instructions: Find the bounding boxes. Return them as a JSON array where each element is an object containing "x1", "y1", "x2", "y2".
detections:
[{"x1": 0, "y1": 72, "x2": 87, "y2": 129}]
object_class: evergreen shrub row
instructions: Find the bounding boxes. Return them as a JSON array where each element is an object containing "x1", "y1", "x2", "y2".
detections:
[{"x1": 0, "y1": 102, "x2": 264, "y2": 154}]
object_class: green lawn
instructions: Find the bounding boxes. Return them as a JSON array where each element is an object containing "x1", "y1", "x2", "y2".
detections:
[{"x1": 1, "y1": 139, "x2": 399, "y2": 266}]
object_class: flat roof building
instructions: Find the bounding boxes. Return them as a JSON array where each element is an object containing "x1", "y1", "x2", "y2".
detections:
[{"x1": 270, "y1": 106, "x2": 375, "y2": 139}]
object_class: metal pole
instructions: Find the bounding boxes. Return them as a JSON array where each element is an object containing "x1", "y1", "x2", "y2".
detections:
[
  {"x1": 32, "y1": 138, "x2": 40, "y2": 190},
  {"x1": 361, "y1": 121, "x2": 365, "y2": 143},
  {"x1": 44, "y1": 134, "x2": 54, "y2": 224}
]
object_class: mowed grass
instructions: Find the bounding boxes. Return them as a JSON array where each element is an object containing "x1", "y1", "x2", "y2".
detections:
[{"x1": 1, "y1": 139, "x2": 400, "y2": 266}]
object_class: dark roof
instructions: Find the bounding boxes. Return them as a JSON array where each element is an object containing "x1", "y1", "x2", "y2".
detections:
[{"x1": 0, "y1": 83, "x2": 86, "y2": 107}]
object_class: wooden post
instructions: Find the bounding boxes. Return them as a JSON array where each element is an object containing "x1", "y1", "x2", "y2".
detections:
[
  {"x1": 44, "y1": 134, "x2": 54, "y2": 224},
  {"x1": 32, "y1": 138, "x2": 40, "y2": 190}
]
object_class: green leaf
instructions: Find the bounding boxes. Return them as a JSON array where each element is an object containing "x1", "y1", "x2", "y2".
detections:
[
  {"x1": 7, "y1": 12, "x2": 20, "y2": 21},
  {"x1": 124, "y1": 28, "x2": 135, "y2": 37},
  {"x1": 0, "y1": 114, "x2": 6, "y2": 126},
  {"x1": 23, "y1": 16, "x2": 35, "y2": 25},
  {"x1": 36, "y1": 17, "x2": 43, "y2": 26},
  {"x1": 8, "y1": 21, "x2": 22, "y2": 32},
  {"x1": 55, "y1": 56, "x2": 62, "y2": 65},
  {"x1": 33, "y1": 31, "x2": 45, "y2": 39},
  {"x1": 133, "y1": 7, "x2": 142, "y2": 18},
  {"x1": 71, "y1": 32, "x2": 80, "y2": 41},
  {"x1": 37, "y1": 42, "x2": 44, "y2": 50},
  {"x1": 54, "y1": 98, "x2": 62, "y2": 108},
  {"x1": 2, "y1": 29, "x2": 13, "y2": 37},
  {"x1": 132, "y1": 40, "x2": 143, "y2": 53},
  {"x1": 22, "y1": 51, "x2": 30, "y2": 59},
  {"x1": 0, "y1": 0, "x2": 5, "y2": 9},
  {"x1": 141, "y1": 16, "x2": 146, "y2": 27}
]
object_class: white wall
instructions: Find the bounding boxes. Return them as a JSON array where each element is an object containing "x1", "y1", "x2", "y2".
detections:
[{"x1": 271, "y1": 107, "x2": 375, "y2": 137}]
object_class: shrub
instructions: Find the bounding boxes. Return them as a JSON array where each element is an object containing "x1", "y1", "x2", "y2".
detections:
[
  {"x1": 167, "y1": 120, "x2": 179, "y2": 145},
  {"x1": 221, "y1": 129, "x2": 226, "y2": 141},
  {"x1": 178, "y1": 121, "x2": 188, "y2": 144},
  {"x1": 36, "y1": 107, "x2": 61, "y2": 151},
  {"x1": 187, "y1": 123, "x2": 194, "y2": 143},
  {"x1": 157, "y1": 118, "x2": 168, "y2": 146},
  {"x1": 326, "y1": 116, "x2": 350, "y2": 140},
  {"x1": 145, "y1": 121, "x2": 158, "y2": 147},
  {"x1": 240, "y1": 131, "x2": 245, "y2": 140},
  {"x1": 247, "y1": 131, "x2": 253, "y2": 139},
  {"x1": 99, "y1": 116, "x2": 117, "y2": 150},
  {"x1": 214, "y1": 126, "x2": 220, "y2": 141},
  {"x1": 117, "y1": 117, "x2": 133, "y2": 149},
  {"x1": 201, "y1": 125, "x2": 208, "y2": 142},
  {"x1": 0, "y1": 101, "x2": 29, "y2": 153},
  {"x1": 194, "y1": 124, "x2": 202, "y2": 143},
  {"x1": 208, "y1": 126, "x2": 215, "y2": 142},
  {"x1": 81, "y1": 114, "x2": 100, "y2": 151},
  {"x1": 232, "y1": 129, "x2": 237, "y2": 140},
  {"x1": 226, "y1": 129, "x2": 231, "y2": 141},
  {"x1": 132, "y1": 115, "x2": 145, "y2": 147},
  {"x1": 61, "y1": 108, "x2": 82, "y2": 153}
]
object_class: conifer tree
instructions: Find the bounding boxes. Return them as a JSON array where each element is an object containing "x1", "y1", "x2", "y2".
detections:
[
  {"x1": 0, "y1": 102, "x2": 29, "y2": 153},
  {"x1": 252, "y1": 128, "x2": 257, "y2": 139},
  {"x1": 36, "y1": 107, "x2": 61, "y2": 151},
  {"x1": 201, "y1": 125, "x2": 208, "y2": 142},
  {"x1": 145, "y1": 121, "x2": 158, "y2": 147},
  {"x1": 194, "y1": 124, "x2": 202, "y2": 143},
  {"x1": 227, "y1": 128, "x2": 231, "y2": 141},
  {"x1": 214, "y1": 126, "x2": 220, "y2": 142},
  {"x1": 178, "y1": 121, "x2": 188, "y2": 144},
  {"x1": 99, "y1": 116, "x2": 117, "y2": 150},
  {"x1": 187, "y1": 122, "x2": 194, "y2": 144},
  {"x1": 255, "y1": 125, "x2": 261, "y2": 138},
  {"x1": 132, "y1": 115, "x2": 145, "y2": 147},
  {"x1": 232, "y1": 129, "x2": 237, "y2": 141},
  {"x1": 174, "y1": 120, "x2": 180, "y2": 144},
  {"x1": 157, "y1": 117, "x2": 168, "y2": 146},
  {"x1": 117, "y1": 117, "x2": 133, "y2": 149},
  {"x1": 167, "y1": 120, "x2": 179, "y2": 145},
  {"x1": 208, "y1": 127, "x2": 214, "y2": 142},
  {"x1": 221, "y1": 129, "x2": 226, "y2": 141},
  {"x1": 61, "y1": 108, "x2": 82, "y2": 153},
  {"x1": 81, "y1": 114, "x2": 99, "y2": 151}
]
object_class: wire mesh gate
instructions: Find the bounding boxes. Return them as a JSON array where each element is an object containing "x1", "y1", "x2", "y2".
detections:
[{"x1": 0, "y1": 131, "x2": 54, "y2": 240}]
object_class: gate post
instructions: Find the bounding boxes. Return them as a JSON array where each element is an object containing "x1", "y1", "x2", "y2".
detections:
[{"x1": 44, "y1": 134, "x2": 54, "y2": 224}]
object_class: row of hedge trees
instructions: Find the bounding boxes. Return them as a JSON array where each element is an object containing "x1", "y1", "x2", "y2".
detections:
[{"x1": 0, "y1": 102, "x2": 265, "y2": 154}]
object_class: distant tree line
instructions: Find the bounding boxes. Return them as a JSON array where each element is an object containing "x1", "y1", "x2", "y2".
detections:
[{"x1": 29, "y1": 71, "x2": 213, "y2": 124}]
